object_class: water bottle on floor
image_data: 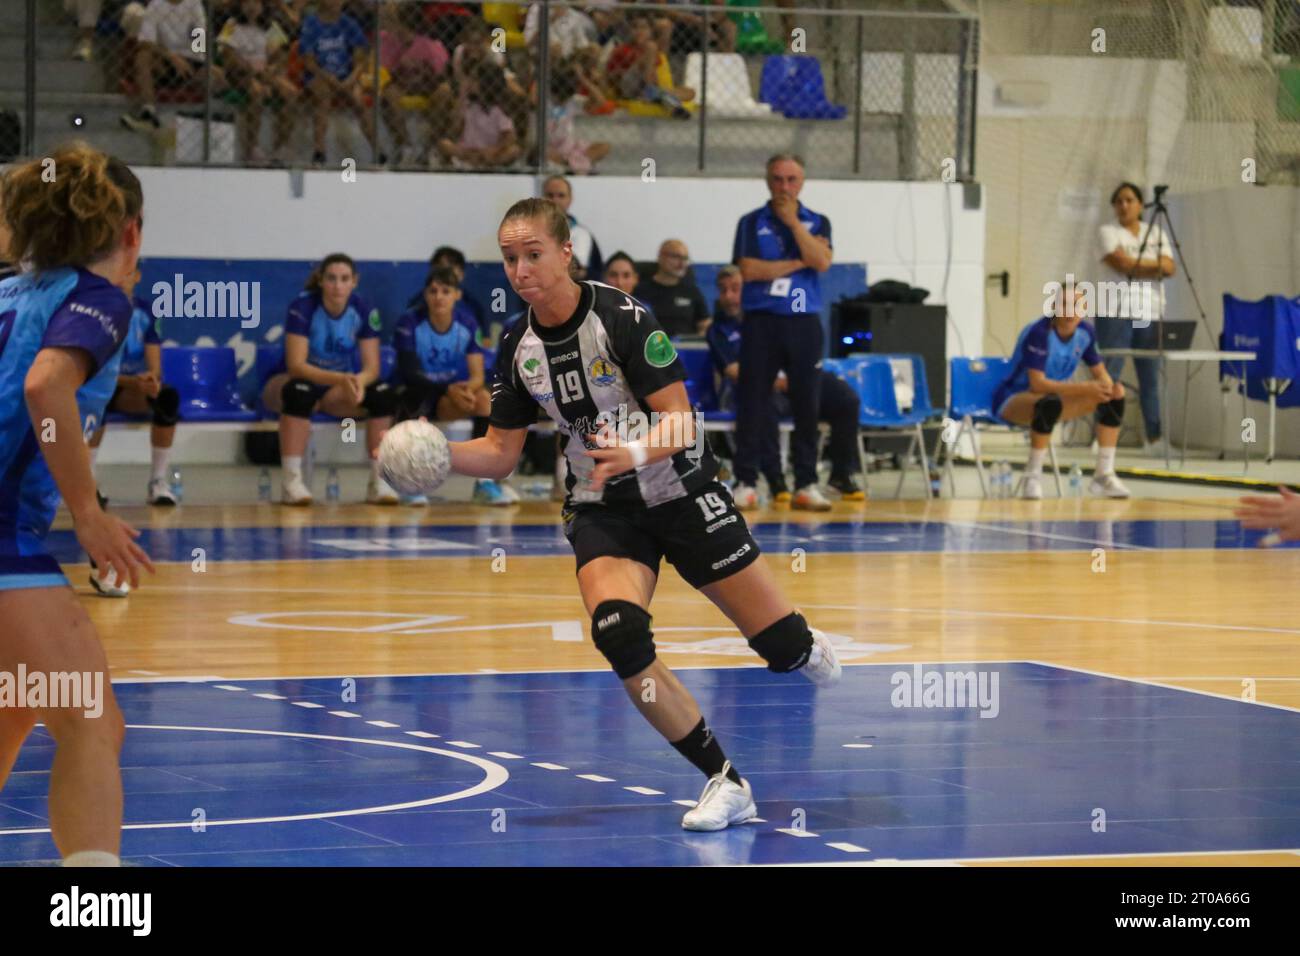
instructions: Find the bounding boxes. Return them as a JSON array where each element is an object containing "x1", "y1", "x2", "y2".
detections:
[
  {"x1": 1069, "y1": 464, "x2": 1083, "y2": 497},
  {"x1": 170, "y1": 469, "x2": 183, "y2": 504},
  {"x1": 326, "y1": 467, "x2": 341, "y2": 502},
  {"x1": 257, "y1": 467, "x2": 271, "y2": 502}
]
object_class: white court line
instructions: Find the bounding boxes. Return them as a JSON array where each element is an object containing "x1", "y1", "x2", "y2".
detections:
[
  {"x1": 808, "y1": 508, "x2": 1160, "y2": 552},
  {"x1": 1024, "y1": 660, "x2": 1300, "y2": 716},
  {"x1": 775, "y1": 828, "x2": 820, "y2": 838},
  {"x1": 0, "y1": 726, "x2": 509, "y2": 836},
  {"x1": 757, "y1": 847, "x2": 1300, "y2": 866}
]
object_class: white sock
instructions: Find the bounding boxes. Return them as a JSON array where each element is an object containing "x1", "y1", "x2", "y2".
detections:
[
  {"x1": 150, "y1": 446, "x2": 170, "y2": 481},
  {"x1": 1097, "y1": 446, "x2": 1116, "y2": 476},
  {"x1": 282, "y1": 455, "x2": 303, "y2": 480},
  {"x1": 1026, "y1": 448, "x2": 1046, "y2": 475},
  {"x1": 87, "y1": 445, "x2": 99, "y2": 475},
  {"x1": 63, "y1": 850, "x2": 120, "y2": 867}
]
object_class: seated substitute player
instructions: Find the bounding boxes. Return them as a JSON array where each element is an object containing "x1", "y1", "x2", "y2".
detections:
[
  {"x1": 88, "y1": 266, "x2": 181, "y2": 510},
  {"x1": 990, "y1": 281, "x2": 1130, "y2": 499},
  {"x1": 395, "y1": 265, "x2": 518, "y2": 507},
  {"x1": 445, "y1": 198, "x2": 842, "y2": 832},
  {"x1": 707, "y1": 265, "x2": 863, "y2": 504},
  {"x1": 261, "y1": 253, "x2": 399, "y2": 505},
  {"x1": 0, "y1": 143, "x2": 156, "y2": 867}
]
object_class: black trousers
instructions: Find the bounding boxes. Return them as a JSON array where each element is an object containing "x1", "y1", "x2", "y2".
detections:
[{"x1": 735, "y1": 311, "x2": 824, "y2": 488}]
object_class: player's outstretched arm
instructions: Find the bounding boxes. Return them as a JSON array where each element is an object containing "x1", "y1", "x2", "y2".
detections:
[
  {"x1": 449, "y1": 425, "x2": 528, "y2": 481},
  {"x1": 25, "y1": 347, "x2": 155, "y2": 588}
]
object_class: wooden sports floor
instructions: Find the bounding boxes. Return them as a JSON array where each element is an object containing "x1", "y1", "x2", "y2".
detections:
[{"x1": 3, "y1": 492, "x2": 1297, "y2": 866}]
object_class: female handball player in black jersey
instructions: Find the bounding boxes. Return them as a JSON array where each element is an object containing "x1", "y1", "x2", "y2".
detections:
[{"x1": 445, "y1": 199, "x2": 840, "y2": 831}]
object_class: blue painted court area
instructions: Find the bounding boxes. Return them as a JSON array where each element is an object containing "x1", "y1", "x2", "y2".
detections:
[
  {"x1": 1, "y1": 664, "x2": 1297, "y2": 865},
  {"x1": 39, "y1": 518, "x2": 1291, "y2": 564}
]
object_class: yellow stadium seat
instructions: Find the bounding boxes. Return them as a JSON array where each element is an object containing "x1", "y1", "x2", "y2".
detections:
[{"x1": 482, "y1": 3, "x2": 527, "y2": 49}]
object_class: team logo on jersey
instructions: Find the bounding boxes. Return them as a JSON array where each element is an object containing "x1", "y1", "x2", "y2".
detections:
[
  {"x1": 588, "y1": 356, "x2": 617, "y2": 386},
  {"x1": 368, "y1": 309, "x2": 382, "y2": 332},
  {"x1": 644, "y1": 330, "x2": 676, "y2": 368},
  {"x1": 522, "y1": 357, "x2": 544, "y2": 378}
]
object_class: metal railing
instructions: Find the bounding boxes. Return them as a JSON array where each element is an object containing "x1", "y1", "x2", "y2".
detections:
[{"x1": 7, "y1": 0, "x2": 978, "y2": 181}]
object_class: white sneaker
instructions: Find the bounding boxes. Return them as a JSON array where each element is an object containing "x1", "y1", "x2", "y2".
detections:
[
  {"x1": 799, "y1": 628, "x2": 842, "y2": 687},
  {"x1": 1021, "y1": 473, "x2": 1044, "y2": 500},
  {"x1": 400, "y1": 493, "x2": 429, "y2": 507},
  {"x1": 89, "y1": 561, "x2": 130, "y2": 598},
  {"x1": 497, "y1": 481, "x2": 521, "y2": 505},
  {"x1": 367, "y1": 475, "x2": 400, "y2": 505},
  {"x1": 733, "y1": 484, "x2": 759, "y2": 511},
  {"x1": 680, "y1": 761, "x2": 757, "y2": 832},
  {"x1": 1142, "y1": 437, "x2": 1170, "y2": 459},
  {"x1": 1089, "y1": 472, "x2": 1130, "y2": 498},
  {"x1": 282, "y1": 472, "x2": 313, "y2": 506},
  {"x1": 147, "y1": 476, "x2": 176, "y2": 506},
  {"x1": 792, "y1": 485, "x2": 832, "y2": 511}
]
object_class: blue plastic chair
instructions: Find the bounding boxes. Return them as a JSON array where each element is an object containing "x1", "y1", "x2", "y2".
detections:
[
  {"x1": 676, "y1": 345, "x2": 735, "y2": 425},
  {"x1": 758, "y1": 55, "x2": 847, "y2": 119},
  {"x1": 160, "y1": 347, "x2": 258, "y2": 423},
  {"x1": 838, "y1": 354, "x2": 937, "y2": 498}
]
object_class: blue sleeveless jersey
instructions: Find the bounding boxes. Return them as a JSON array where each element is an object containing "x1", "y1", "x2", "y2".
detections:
[
  {"x1": 992, "y1": 315, "x2": 1101, "y2": 420},
  {"x1": 285, "y1": 291, "x2": 380, "y2": 373},
  {"x1": 393, "y1": 307, "x2": 481, "y2": 383},
  {"x1": 0, "y1": 268, "x2": 131, "y2": 590}
]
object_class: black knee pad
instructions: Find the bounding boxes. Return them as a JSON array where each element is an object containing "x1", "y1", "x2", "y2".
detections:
[
  {"x1": 1096, "y1": 394, "x2": 1125, "y2": 428},
  {"x1": 748, "y1": 611, "x2": 813, "y2": 673},
  {"x1": 149, "y1": 385, "x2": 180, "y2": 426},
  {"x1": 591, "y1": 600, "x2": 656, "y2": 680},
  {"x1": 362, "y1": 381, "x2": 396, "y2": 418},
  {"x1": 1031, "y1": 393, "x2": 1063, "y2": 435},
  {"x1": 281, "y1": 378, "x2": 318, "y2": 419}
]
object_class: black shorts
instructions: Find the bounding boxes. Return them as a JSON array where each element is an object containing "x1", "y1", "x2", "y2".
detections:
[
  {"x1": 293, "y1": 380, "x2": 388, "y2": 417},
  {"x1": 561, "y1": 480, "x2": 761, "y2": 589},
  {"x1": 397, "y1": 378, "x2": 450, "y2": 421}
]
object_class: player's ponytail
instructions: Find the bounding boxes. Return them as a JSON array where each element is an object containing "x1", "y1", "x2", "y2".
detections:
[
  {"x1": 304, "y1": 252, "x2": 357, "y2": 293},
  {"x1": 1, "y1": 141, "x2": 142, "y2": 272}
]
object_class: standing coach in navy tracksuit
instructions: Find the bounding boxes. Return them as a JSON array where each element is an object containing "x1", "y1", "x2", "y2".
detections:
[{"x1": 730, "y1": 154, "x2": 834, "y2": 512}]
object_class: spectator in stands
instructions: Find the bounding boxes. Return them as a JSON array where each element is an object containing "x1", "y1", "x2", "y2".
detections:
[
  {"x1": 633, "y1": 240, "x2": 709, "y2": 337},
  {"x1": 731, "y1": 153, "x2": 833, "y2": 513},
  {"x1": 266, "y1": 0, "x2": 308, "y2": 32},
  {"x1": 121, "y1": 0, "x2": 226, "y2": 133},
  {"x1": 603, "y1": 252, "x2": 647, "y2": 307},
  {"x1": 652, "y1": 0, "x2": 737, "y2": 56},
  {"x1": 605, "y1": 13, "x2": 694, "y2": 119},
  {"x1": 261, "y1": 253, "x2": 399, "y2": 506},
  {"x1": 218, "y1": 0, "x2": 298, "y2": 165},
  {"x1": 1095, "y1": 181, "x2": 1176, "y2": 458},
  {"x1": 436, "y1": 59, "x2": 522, "y2": 169},
  {"x1": 435, "y1": 15, "x2": 528, "y2": 150},
  {"x1": 524, "y1": 3, "x2": 597, "y2": 61},
  {"x1": 376, "y1": 0, "x2": 450, "y2": 167},
  {"x1": 541, "y1": 64, "x2": 611, "y2": 174},
  {"x1": 64, "y1": 0, "x2": 102, "y2": 61},
  {"x1": 991, "y1": 281, "x2": 1130, "y2": 500},
  {"x1": 420, "y1": 2, "x2": 476, "y2": 50},
  {"x1": 707, "y1": 265, "x2": 863, "y2": 502},
  {"x1": 87, "y1": 267, "x2": 183, "y2": 510},
  {"x1": 570, "y1": 43, "x2": 617, "y2": 114},
  {"x1": 585, "y1": 1, "x2": 627, "y2": 46},
  {"x1": 394, "y1": 265, "x2": 520, "y2": 507},
  {"x1": 299, "y1": 0, "x2": 383, "y2": 167},
  {"x1": 541, "y1": 176, "x2": 604, "y2": 283}
]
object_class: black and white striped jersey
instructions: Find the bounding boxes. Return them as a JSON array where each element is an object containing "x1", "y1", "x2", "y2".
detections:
[{"x1": 490, "y1": 280, "x2": 718, "y2": 508}]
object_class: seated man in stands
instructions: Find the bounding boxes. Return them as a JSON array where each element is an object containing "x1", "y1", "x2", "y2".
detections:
[
  {"x1": 121, "y1": 0, "x2": 227, "y2": 132},
  {"x1": 707, "y1": 265, "x2": 864, "y2": 505},
  {"x1": 633, "y1": 240, "x2": 709, "y2": 337}
]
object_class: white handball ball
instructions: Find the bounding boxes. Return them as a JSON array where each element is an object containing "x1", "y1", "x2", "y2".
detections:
[{"x1": 378, "y1": 419, "x2": 451, "y2": 496}]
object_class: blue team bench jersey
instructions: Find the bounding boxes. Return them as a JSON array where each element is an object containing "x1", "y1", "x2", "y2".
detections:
[
  {"x1": 118, "y1": 295, "x2": 161, "y2": 376},
  {"x1": 732, "y1": 200, "x2": 832, "y2": 316},
  {"x1": 0, "y1": 267, "x2": 131, "y2": 573},
  {"x1": 993, "y1": 316, "x2": 1102, "y2": 416},
  {"x1": 285, "y1": 291, "x2": 380, "y2": 373},
  {"x1": 393, "y1": 308, "x2": 482, "y2": 384}
]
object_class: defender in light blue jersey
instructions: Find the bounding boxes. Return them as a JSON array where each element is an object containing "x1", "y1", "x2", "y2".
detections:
[
  {"x1": 258, "y1": 253, "x2": 398, "y2": 505},
  {"x1": 991, "y1": 281, "x2": 1131, "y2": 499},
  {"x1": 86, "y1": 267, "x2": 182, "y2": 508},
  {"x1": 0, "y1": 144, "x2": 154, "y2": 868}
]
